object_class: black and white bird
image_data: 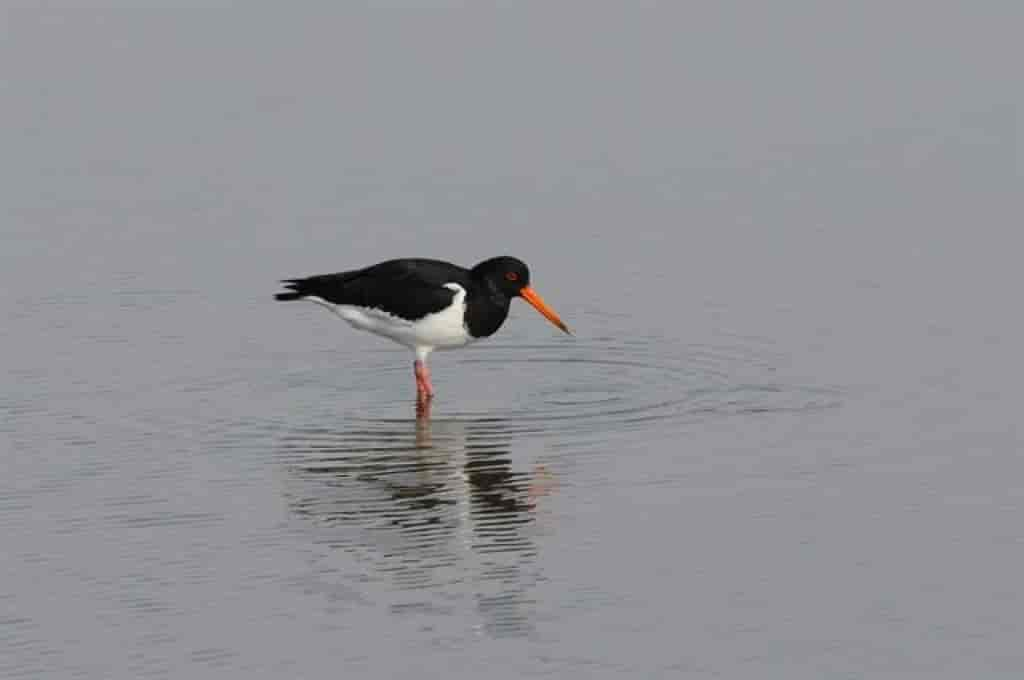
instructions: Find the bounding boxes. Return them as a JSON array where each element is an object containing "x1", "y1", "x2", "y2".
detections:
[{"x1": 275, "y1": 256, "x2": 570, "y2": 404}]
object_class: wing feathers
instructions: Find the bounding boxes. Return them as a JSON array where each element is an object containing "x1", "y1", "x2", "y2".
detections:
[{"x1": 274, "y1": 259, "x2": 469, "y2": 321}]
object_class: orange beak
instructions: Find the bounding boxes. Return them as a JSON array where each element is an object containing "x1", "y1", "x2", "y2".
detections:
[{"x1": 519, "y1": 286, "x2": 572, "y2": 335}]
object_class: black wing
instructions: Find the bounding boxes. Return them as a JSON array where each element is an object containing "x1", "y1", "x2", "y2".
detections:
[{"x1": 274, "y1": 258, "x2": 470, "y2": 322}]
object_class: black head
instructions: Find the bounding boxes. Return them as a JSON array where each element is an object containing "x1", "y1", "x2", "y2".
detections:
[
  {"x1": 471, "y1": 256, "x2": 531, "y2": 296},
  {"x1": 470, "y1": 256, "x2": 570, "y2": 334}
]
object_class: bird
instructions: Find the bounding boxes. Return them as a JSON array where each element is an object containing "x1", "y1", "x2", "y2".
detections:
[{"x1": 274, "y1": 256, "x2": 571, "y2": 408}]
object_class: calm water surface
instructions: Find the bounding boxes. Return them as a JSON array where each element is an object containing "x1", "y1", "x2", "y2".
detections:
[{"x1": 3, "y1": 5, "x2": 1022, "y2": 679}]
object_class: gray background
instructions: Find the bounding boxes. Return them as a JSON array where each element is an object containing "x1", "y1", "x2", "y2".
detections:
[{"x1": 2, "y1": 3, "x2": 1021, "y2": 678}]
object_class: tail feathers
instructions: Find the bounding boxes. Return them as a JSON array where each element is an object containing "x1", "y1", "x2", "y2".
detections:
[
  {"x1": 275, "y1": 272, "x2": 356, "y2": 304},
  {"x1": 274, "y1": 278, "x2": 308, "y2": 302}
]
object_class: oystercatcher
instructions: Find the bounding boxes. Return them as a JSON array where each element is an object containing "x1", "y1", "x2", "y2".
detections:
[{"x1": 275, "y1": 256, "x2": 571, "y2": 404}]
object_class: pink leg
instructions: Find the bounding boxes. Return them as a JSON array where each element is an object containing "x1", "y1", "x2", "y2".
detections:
[
  {"x1": 414, "y1": 359, "x2": 435, "y2": 400},
  {"x1": 415, "y1": 395, "x2": 432, "y2": 420}
]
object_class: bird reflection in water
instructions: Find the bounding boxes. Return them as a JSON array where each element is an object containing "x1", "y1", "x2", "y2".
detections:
[{"x1": 281, "y1": 416, "x2": 554, "y2": 638}]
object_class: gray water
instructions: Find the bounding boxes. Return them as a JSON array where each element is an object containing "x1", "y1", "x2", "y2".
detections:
[{"x1": 3, "y1": 4, "x2": 1022, "y2": 678}]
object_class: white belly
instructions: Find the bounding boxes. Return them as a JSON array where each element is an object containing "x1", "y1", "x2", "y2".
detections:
[{"x1": 304, "y1": 283, "x2": 473, "y2": 351}]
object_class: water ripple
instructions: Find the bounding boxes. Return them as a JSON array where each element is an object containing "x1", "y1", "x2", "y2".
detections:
[
  {"x1": 440, "y1": 333, "x2": 840, "y2": 437},
  {"x1": 262, "y1": 330, "x2": 841, "y2": 445}
]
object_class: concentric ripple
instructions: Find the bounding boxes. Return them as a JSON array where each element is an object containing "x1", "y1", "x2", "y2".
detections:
[
  {"x1": 273, "y1": 330, "x2": 840, "y2": 443},
  {"x1": 436, "y1": 332, "x2": 840, "y2": 437}
]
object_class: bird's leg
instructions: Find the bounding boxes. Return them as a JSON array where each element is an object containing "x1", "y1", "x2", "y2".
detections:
[
  {"x1": 414, "y1": 359, "x2": 435, "y2": 400},
  {"x1": 414, "y1": 359, "x2": 434, "y2": 419},
  {"x1": 415, "y1": 395, "x2": 432, "y2": 420}
]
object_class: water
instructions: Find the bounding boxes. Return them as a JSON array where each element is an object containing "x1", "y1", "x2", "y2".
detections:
[{"x1": 3, "y1": 4, "x2": 1022, "y2": 678}]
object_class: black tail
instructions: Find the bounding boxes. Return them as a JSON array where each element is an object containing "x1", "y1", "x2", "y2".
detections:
[
  {"x1": 274, "y1": 278, "x2": 307, "y2": 301},
  {"x1": 274, "y1": 271, "x2": 358, "y2": 304}
]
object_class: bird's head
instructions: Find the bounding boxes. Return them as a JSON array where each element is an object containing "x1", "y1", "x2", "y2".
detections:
[{"x1": 472, "y1": 256, "x2": 571, "y2": 335}]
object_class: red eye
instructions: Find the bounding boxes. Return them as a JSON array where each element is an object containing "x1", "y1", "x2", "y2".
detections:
[{"x1": 505, "y1": 271, "x2": 519, "y2": 282}]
